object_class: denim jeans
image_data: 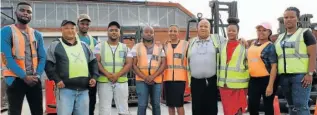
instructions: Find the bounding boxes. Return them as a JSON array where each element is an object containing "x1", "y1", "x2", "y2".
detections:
[
  {"x1": 136, "y1": 81, "x2": 161, "y2": 115},
  {"x1": 280, "y1": 74, "x2": 311, "y2": 115},
  {"x1": 56, "y1": 88, "x2": 89, "y2": 115}
]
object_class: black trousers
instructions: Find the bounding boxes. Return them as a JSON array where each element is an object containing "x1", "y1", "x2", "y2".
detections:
[
  {"x1": 191, "y1": 76, "x2": 218, "y2": 115},
  {"x1": 89, "y1": 83, "x2": 97, "y2": 115},
  {"x1": 248, "y1": 76, "x2": 278, "y2": 115},
  {"x1": 7, "y1": 78, "x2": 43, "y2": 115}
]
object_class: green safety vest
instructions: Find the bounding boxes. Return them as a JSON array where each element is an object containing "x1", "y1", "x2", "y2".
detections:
[
  {"x1": 97, "y1": 41, "x2": 128, "y2": 83},
  {"x1": 59, "y1": 38, "x2": 89, "y2": 79},
  {"x1": 186, "y1": 34, "x2": 221, "y2": 86},
  {"x1": 275, "y1": 28, "x2": 309, "y2": 74},
  {"x1": 217, "y1": 41, "x2": 249, "y2": 89},
  {"x1": 77, "y1": 34, "x2": 95, "y2": 50}
]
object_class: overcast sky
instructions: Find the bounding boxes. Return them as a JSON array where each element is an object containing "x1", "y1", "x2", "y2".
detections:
[{"x1": 151, "y1": 0, "x2": 317, "y2": 39}]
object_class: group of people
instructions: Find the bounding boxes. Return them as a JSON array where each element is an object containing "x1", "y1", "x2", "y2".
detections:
[{"x1": 1, "y1": 1, "x2": 317, "y2": 115}]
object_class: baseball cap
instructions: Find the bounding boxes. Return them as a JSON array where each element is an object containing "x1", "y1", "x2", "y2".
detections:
[
  {"x1": 61, "y1": 20, "x2": 76, "y2": 26},
  {"x1": 108, "y1": 21, "x2": 120, "y2": 29},
  {"x1": 256, "y1": 22, "x2": 272, "y2": 30},
  {"x1": 78, "y1": 14, "x2": 91, "y2": 22}
]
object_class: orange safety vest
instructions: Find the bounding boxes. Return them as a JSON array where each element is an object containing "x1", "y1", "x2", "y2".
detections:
[
  {"x1": 247, "y1": 41, "x2": 271, "y2": 77},
  {"x1": 164, "y1": 40, "x2": 188, "y2": 81},
  {"x1": 1, "y1": 24, "x2": 38, "y2": 77},
  {"x1": 135, "y1": 42, "x2": 163, "y2": 83}
]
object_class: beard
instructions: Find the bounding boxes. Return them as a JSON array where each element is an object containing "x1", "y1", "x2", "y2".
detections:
[
  {"x1": 143, "y1": 37, "x2": 153, "y2": 43},
  {"x1": 16, "y1": 16, "x2": 31, "y2": 24}
]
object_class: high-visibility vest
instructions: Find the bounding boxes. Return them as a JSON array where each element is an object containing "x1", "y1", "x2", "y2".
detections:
[
  {"x1": 77, "y1": 34, "x2": 95, "y2": 50},
  {"x1": 218, "y1": 41, "x2": 249, "y2": 89},
  {"x1": 164, "y1": 40, "x2": 188, "y2": 81},
  {"x1": 247, "y1": 41, "x2": 271, "y2": 77},
  {"x1": 187, "y1": 34, "x2": 221, "y2": 85},
  {"x1": 275, "y1": 28, "x2": 309, "y2": 74},
  {"x1": 58, "y1": 38, "x2": 89, "y2": 78},
  {"x1": 135, "y1": 42, "x2": 163, "y2": 83},
  {"x1": 98, "y1": 41, "x2": 128, "y2": 83},
  {"x1": 1, "y1": 25, "x2": 38, "y2": 77}
]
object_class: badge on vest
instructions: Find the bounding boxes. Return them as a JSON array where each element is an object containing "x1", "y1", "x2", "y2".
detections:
[
  {"x1": 151, "y1": 55, "x2": 159, "y2": 61},
  {"x1": 119, "y1": 51, "x2": 126, "y2": 58},
  {"x1": 282, "y1": 42, "x2": 295, "y2": 48},
  {"x1": 173, "y1": 53, "x2": 183, "y2": 59}
]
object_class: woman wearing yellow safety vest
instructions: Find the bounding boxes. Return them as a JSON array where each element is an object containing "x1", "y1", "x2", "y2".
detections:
[
  {"x1": 247, "y1": 22, "x2": 278, "y2": 115},
  {"x1": 275, "y1": 7, "x2": 316, "y2": 115},
  {"x1": 217, "y1": 18, "x2": 249, "y2": 115},
  {"x1": 163, "y1": 25, "x2": 188, "y2": 115}
]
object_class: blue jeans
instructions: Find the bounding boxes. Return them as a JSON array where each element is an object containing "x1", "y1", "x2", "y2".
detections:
[
  {"x1": 136, "y1": 81, "x2": 162, "y2": 115},
  {"x1": 280, "y1": 74, "x2": 311, "y2": 115},
  {"x1": 56, "y1": 88, "x2": 89, "y2": 115}
]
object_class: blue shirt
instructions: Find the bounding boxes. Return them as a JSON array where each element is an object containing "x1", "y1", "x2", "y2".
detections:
[
  {"x1": 78, "y1": 35, "x2": 98, "y2": 47},
  {"x1": 1, "y1": 26, "x2": 46, "y2": 86}
]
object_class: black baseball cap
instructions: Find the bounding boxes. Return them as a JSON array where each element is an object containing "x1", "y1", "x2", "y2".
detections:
[
  {"x1": 108, "y1": 21, "x2": 120, "y2": 29},
  {"x1": 61, "y1": 20, "x2": 76, "y2": 26}
]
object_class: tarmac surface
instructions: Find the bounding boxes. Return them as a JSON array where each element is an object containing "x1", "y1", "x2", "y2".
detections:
[{"x1": 1, "y1": 90, "x2": 287, "y2": 115}]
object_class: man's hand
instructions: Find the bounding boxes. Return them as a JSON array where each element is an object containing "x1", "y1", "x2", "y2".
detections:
[
  {"x1": 89, "y1": 79, "x2": 96, "y2": 87},
  {"x1": 56, "y1": 81, "x2": 65, "y2": 88},
  {"x1": 145, "y1": 75, "x2": 155, "y2": 85},
  {"x1": 24, "y1": 76, "x2": 36, "y2": 86},
  {"x1": 239, "y1": 38, "x2": 249, "y2": 48},
  {"x1": 111, "y1": 73, "x2": 120, "y2": 83},
  {"x1": 302, "y1": 74, "x2": 313, "y2": 88}
]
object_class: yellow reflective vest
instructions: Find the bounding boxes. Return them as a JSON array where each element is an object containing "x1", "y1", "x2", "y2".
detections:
[
  {"x1": 187, "y1": 34, "x2": 221, "y2": 86},
  {"x1": 97, "y1": 41, "x2": 129, "y2": 83},
  {"x1": 58, "y1": 38, "x2": 89, "y2": 78},
  {"x1": 217, "y1": 41, "x2": 249, "y2": 89},
  {"x1": 275, "y1": 28, "x2": 309, "y2": 74}
]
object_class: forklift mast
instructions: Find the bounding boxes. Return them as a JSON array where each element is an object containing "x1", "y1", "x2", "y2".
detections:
[
  {"x1": 185, "y1": 0, "x2": 238, "y2": 41},
  {"x1": 277, "y1": 14, "x2": 314, "y2": 34}
]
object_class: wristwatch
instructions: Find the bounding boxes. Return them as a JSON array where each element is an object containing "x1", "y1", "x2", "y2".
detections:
[{"x1": 308, "y1": 72, "x2": 314, "y2": 76}]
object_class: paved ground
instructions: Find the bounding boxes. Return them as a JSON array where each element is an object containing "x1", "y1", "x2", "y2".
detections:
[{"x1": 1, "y1": 90, "x2": 286, "y2": 115}]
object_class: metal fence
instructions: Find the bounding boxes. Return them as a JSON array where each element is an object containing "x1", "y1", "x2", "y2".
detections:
[{"x1": 1, "y1": 0, "x2": 193, "y2": 28}]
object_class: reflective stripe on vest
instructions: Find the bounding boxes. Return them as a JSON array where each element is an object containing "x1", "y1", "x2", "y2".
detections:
[
  {"x1": 247, "y1": 41, "x2": 271, "y2": 77},
  {"x1": 186, "y1": 34, "x2": 221, "y2": 86},
  {"x1": 59, "y1": 38, "x2": 89, "y2": 78},
  {"x1": 218, "y1": 41, "x2": 249, "y2": 89},
  {"x1": 164, "y1": 40, "x2": 188, "y2": 81},
  {"x1": 98, "y1": 42, "x2": 128, "y2": 83},
  {"x1": 275, "y1": 28, "x2": 309, "y2": 74},
  {"x1": 88, "y1": 35, "x2": 95, "y2": 50},
  {"x1": 1, "y1": 25, "x2": 38, "y2": 77},
  {"x1": 136, "y1": 43, "x2": 163, "y2": 83}
]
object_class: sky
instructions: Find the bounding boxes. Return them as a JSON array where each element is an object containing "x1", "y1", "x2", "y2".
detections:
[{"x1": 150, "y1": 0, "x2": 317, "y2": 39}]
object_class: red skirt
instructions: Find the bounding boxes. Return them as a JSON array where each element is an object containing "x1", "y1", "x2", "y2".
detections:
[{"x1": 219, "y1": 87, "x2": 248, "y2": 115}]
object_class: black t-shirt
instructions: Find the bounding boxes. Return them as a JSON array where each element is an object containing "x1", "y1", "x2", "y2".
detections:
[{"x1": 285, "y1": 30, "x2": 317, "y2": 46}]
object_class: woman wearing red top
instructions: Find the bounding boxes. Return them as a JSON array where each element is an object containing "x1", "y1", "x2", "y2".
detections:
[{"x1": 218, "y1": 18, "x2": 248, "y2": 115}]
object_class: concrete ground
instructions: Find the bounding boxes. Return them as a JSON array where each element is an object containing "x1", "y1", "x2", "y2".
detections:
[{"x1": 1, "y1": 90, "x2": 286, "y2": 115}]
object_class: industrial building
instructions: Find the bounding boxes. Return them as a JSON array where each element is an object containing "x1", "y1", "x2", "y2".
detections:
[{"x1": 1, "y1": 0, "x2": 197, "y2": 49}]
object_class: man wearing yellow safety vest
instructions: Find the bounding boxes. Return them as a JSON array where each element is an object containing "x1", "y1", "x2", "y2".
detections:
[
  {"x1": 163, "y1": 24, "x2": 188, "y2": 115},
  {"x1": 45, "y1": 20, "x2": 98, "y2": 115},
  {"x1": 1, "y1": 2, "x2": 47, "y2": 115},
  {"x1": 76, "y1": 14, "x2": 99, "y2": 115},
  {"x1": 275, "y1": 7, "x2": 316, "y2": 115},
  {"x1": 131, "y1": 26, "x2": 167, "y2": 115},
  {"x1": 187, "y1": 19, "x2": 223, "y2": 115},
  {"x1": 94, "y1": 21, "x2": 133, "y2": 115}
]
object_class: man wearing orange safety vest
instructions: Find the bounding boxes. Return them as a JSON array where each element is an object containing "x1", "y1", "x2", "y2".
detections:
[
  {"x1": 0, "y1": 2, "x2": 46, "y2": 115},
  {"x1": 131, "y1": 26, "x2": 166, "y2": 115},
  {"x1": 163, "y1": 25, "x2": 188, "y2": 115}
]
